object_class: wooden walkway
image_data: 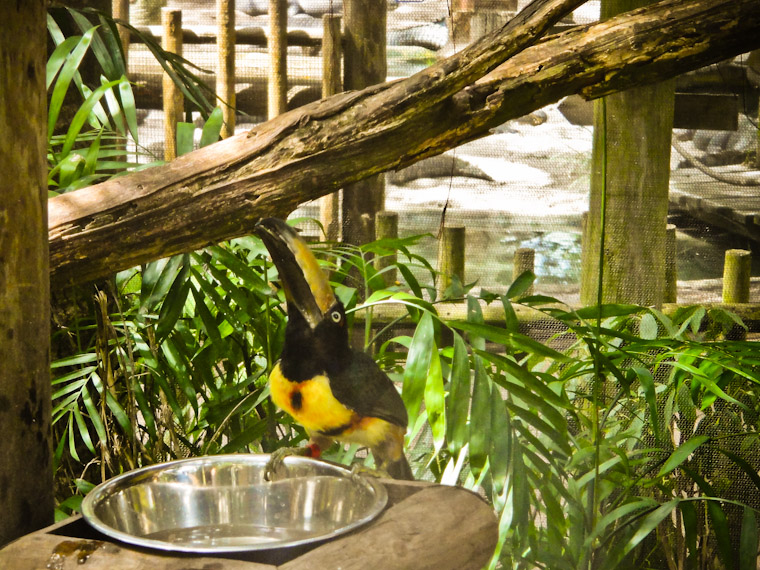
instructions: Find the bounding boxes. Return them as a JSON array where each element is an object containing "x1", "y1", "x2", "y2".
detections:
[{"x1": 669, "y1": 167, "x2": 760, "y2": 243}]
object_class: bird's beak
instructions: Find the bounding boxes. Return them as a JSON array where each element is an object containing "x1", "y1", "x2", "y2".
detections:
[{"x1": 254, "y1": 217, "x2": 336, "y2": 330}]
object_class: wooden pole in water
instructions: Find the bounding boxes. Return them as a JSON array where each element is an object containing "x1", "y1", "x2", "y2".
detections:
[
  {"x1": 217, "y1": 0, "x2": 236, "y2": 138},
  {"x1": 162, "y1": 8, "x2": 183, "y2": 161},
  {"x1": 513, "y1": 247, "x2": 535, "y2": 295},
  {"x1": 664, "y1": 223, "x2": 677, "y2": 303},
  {"x1": 438, "y1": 226, "x2": 466, "y2": 300},
  {"x1": 723, "y1": 249, "x2": 752, "y2": 303},
  {"x1": 375, "y1": 211, "x2": 399, "y2": 287},
  {"x1": 341, "y1": 0, "x2": 387, "y2": 245},
  {"x1": 319, "y1": 14, "x2": 343, "y2": 241},
  {"x1": 580, "y1": 0, "x2": 675, "y2": 307},
  {"x1": 268, "y1": 0, "x2": 288, "y2": 120}
]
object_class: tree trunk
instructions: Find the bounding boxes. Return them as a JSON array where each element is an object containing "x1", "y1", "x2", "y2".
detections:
[
  {"x1": 580, "y1": 0, "x2": 676, "y2": 307},
  {"x1": 0, "y1": 0, "x2": 54, "y2": 546},
  {"x1": 48, "y1": 0, "x2": 760, "y2": 288}
]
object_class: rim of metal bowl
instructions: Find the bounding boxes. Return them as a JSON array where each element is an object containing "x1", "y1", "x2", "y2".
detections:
[{"x1": 81, "y1": 454, "x2": 388, "y2": 553}]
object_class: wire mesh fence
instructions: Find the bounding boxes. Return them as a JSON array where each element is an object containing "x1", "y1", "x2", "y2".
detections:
[{"x1": 123, "y1": 0, "x2": 759, "y2": 308}]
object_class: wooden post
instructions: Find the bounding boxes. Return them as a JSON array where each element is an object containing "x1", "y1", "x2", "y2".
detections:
[
  {"x1": 319, "y1": 14, "x2": 342, "y2": 241},
  {"x1": 664, "y1": 223, "x2": 677, "y2": 303},
  {"x1": 580, "y1": 0, "x2": 676, "y2": 307},
  {"x1": 751, "y1": 51, "x2": 760, "y2": 169},
  {"x1": 513, "y1": 247, "x2": 535, "y2": 295},
  {"x1": 0, "y1": 0, "x2": 54, "y2": 545},
  {"x1": 162, "y1": 8, "x2": 183, "y2": 161},
  {"x1": 268, "y1": 0, "x2": 288, "y2": 120},
  {"x1": 112, "y1": 0, "x2": 130, "y2": 61},
  {"x1": 722, "y1": 249, "x2": 752, "y2": 303},
  {"x1": 375, "y1": 211, "x2": 399, "y2": 287},
  {"x1": 450, "y1": 0, "x2": 474, "y2": 46},
  {"x1": 217, "y1": 0, "x2": 236, "y2": 138},
  {"x1": 437, "y1": 227, "x2": 466, "y2": 300},
  {"x1": 342, "y1": 0, "x2": 387, "y2": 245},
  {"x1": 132, "y1": 0, "x2": 166, "y2": 26},
  {"x1": 112, "y1": 0, "x2": 130, "y2": 168}
]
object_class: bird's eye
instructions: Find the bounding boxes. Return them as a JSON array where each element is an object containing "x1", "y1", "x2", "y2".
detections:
[{"x1": 330, "y1": 310, "x2": 342, "y2": 323}]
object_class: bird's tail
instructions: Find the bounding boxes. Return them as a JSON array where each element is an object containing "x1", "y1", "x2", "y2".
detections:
[{"x1": 386, "y1": 454, "x2": 415, "y2": 480}]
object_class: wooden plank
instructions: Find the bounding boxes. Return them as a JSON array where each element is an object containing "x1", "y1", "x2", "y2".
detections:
[
  {"x1": 135, "y1": 25, "x2": 324, "y2": 47},
  {"x1": 0, "y1": 531, "x2": 274, "y2": 569},
  {"x1": 280, "y1": 485, "x2": 498, "y2": 570}
]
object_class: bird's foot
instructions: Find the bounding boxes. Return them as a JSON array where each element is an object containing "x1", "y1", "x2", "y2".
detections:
[
  {"x1": 265, "y1": 443, "x2": 322, "y2": 481},
  {"x1": 349, "y1": 462, "x2": 392, "y2": 480}
]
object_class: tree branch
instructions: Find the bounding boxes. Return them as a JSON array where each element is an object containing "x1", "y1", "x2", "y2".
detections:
[{"x1": 49, "y1": 0, "x2": 760, "y2": 286}]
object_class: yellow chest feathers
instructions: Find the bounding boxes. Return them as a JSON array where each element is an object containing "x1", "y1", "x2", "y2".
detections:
[{"x1": 268, "y1": 362, "x2": 395, "y2": 449}]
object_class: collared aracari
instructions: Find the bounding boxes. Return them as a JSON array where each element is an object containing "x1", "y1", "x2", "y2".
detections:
[{"x1": 254, "y1": 217, "x2": 414, "y2": 480}]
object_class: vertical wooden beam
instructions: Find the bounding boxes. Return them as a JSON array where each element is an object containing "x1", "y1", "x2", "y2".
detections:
[
  {"x1": 268, "y1": 0, "x2": 288, "y2": 120},
  {"x1": 0, "y1": 0, "x2": 54, "y2": 546},
  {"x1": 162, "y1": 8, "x2": 183, "y2": 161},
  {"x1": 112, "y1": 0, "x2": 130, "y2": 61},
  {"x1": 320, "y1": 14, "x2": 343, "y2": 241},
  {"x1": 580, "y1": 0, "x2": 676, "y2": 307},
  {"x1": 438, "y1": 227, "x2": 466, "y2": 300},
  {"x1": 751, "y1": 51, "x2": 760, "y2": 170},
  {"x1": 217, "y1": 0, "x2": 236, "y2": 138},
  {"x1": 342, "y1": 0, "x2": 387, "y2": 245},
  {"x1": 450, "y1": 0, "x2": 474, "y2": 46},
  {"x1": 113, "y1": 0, "x2": 130, "y2": 167},
  {"x1": 375, "y1": 211, "x2": 399, "y2": 287}
]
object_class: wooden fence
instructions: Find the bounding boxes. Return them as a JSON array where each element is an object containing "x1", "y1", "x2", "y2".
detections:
[{"x1": 111, "y1": 1, "x2": 759, "y2": 331}]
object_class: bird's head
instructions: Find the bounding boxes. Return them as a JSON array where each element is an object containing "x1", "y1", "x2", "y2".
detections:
[{"x1": 254, "y1": 218, "x2": 349, "y2": 364}]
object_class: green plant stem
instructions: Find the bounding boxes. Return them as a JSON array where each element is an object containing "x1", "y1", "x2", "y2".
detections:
[{"x1": 588, "y1": 95, "x2": 609, "y2": 570}]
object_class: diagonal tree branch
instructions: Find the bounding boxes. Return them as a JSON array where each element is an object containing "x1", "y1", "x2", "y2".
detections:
[{"x1": 49, "y1": 0, "x2": 760, "y2": 287}]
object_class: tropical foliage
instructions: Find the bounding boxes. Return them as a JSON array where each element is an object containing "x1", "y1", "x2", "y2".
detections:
[{"x1": 46, "y1": 7, "x2": 760, "y2": 570}]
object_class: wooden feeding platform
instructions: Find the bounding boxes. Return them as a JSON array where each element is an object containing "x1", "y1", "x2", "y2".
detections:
[
  {"x1": 669, "y1": 169, "x2": 760, "y2": 244},
  {"x1": 0, "y1": 480, "x2": 498, "y2": 570}
]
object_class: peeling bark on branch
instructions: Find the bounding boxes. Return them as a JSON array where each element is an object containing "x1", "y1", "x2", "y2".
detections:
[{"x1": 49, "y1": 0, "x2": 760, "y2": 286}]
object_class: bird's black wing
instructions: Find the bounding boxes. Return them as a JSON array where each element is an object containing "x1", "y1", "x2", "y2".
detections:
[{"x1": 328, "y1": 349, "x2": 408, "y2": 428}]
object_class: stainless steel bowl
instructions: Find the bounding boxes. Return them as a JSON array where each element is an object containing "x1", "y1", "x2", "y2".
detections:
[{"x1": 81, "y1": 454, "x2": 387, "y2": 553}]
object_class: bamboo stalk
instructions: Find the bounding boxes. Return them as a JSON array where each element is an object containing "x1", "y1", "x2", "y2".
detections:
[
  {"x1": 216, "y1": 0, "x2": 236, "y2": 138},
  {"x1": 162, "y1": 8, "x2": 183, "y2": 161}
]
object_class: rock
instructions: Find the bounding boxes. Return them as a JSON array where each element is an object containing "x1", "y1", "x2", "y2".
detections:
[
  {"x1": 388, "y1": 21, "x2": 448, "y2": 51},
  {"x1": 295, "y1": 0, "x2": 342, "y2": 16},
  {"x1": 388, "y1": 154, "x2": 494, "y2": 184}
]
